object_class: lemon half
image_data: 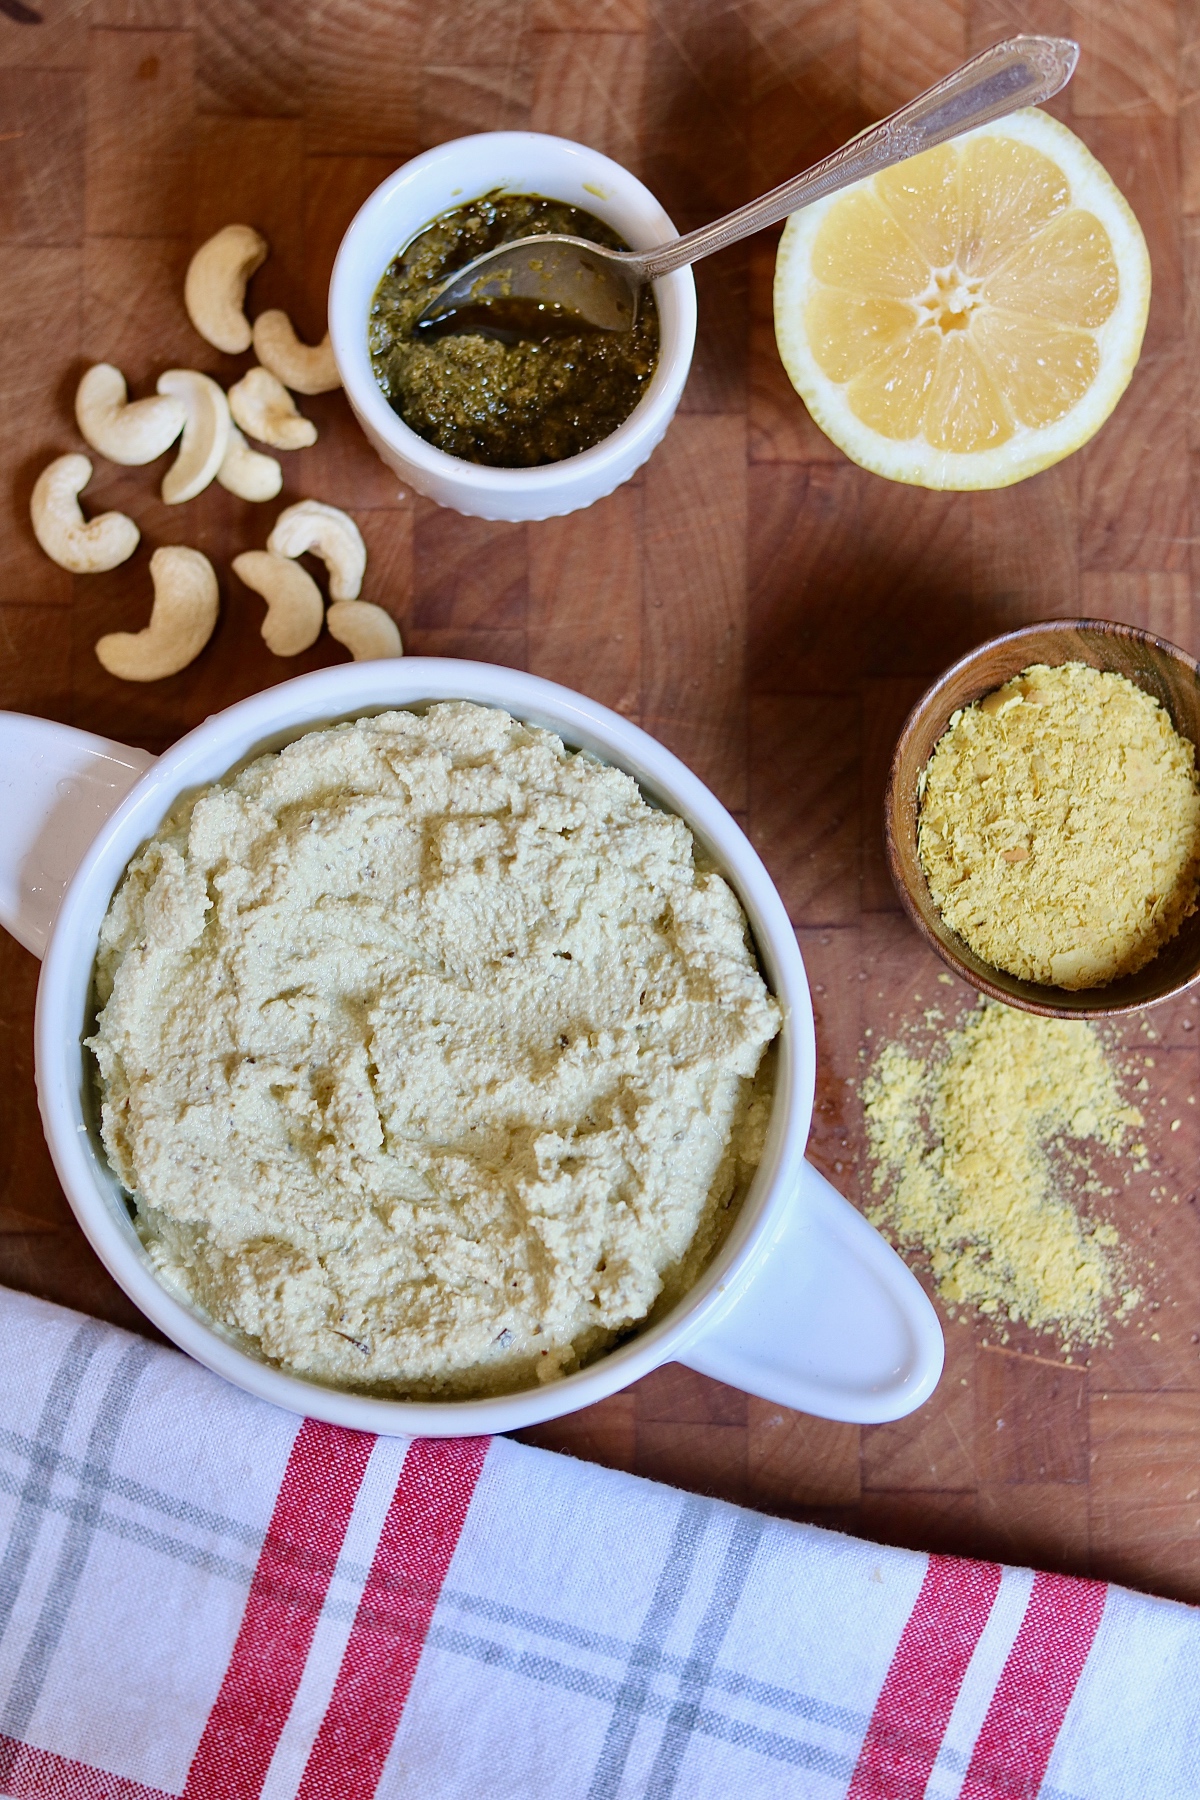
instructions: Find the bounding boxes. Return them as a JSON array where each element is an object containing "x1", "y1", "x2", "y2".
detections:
[{"x1": 773, "y1": 109, "x2": 1151, "y2": 489}]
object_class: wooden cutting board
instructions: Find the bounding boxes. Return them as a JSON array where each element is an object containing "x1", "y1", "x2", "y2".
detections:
[{"x1": 3, "y1": 0, "x2": 1199, "y2": 1604}]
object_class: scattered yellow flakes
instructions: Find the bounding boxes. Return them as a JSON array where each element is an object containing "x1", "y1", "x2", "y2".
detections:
[
  {"x1": 918, "y1": 663, "x2": 1200, "y2": 989},
  {"x1": 862, "y1": 1000, "x2": 1143, "y2": 1346}
]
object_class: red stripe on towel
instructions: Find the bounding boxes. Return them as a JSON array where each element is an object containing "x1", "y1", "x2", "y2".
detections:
[
  {"x1": 847, "y1": 1554, "x2": 1003, "y2": 1800},
  {"x1": 183, "y1": 1417, "x2": 375, "y2": 1800},
  {"x1": 0, "y1": 1735, "x2": 173, "y2": 1800},
  {"x1": 296, "y1": 1437, "x2": 491, "y2": 1800},
  {"x1": 958, "y1": 1571, "x2": 1107, "y2": 1800}
]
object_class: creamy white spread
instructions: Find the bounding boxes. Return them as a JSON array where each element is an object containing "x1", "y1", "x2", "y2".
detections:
[{"x1": 89, "y1": 704, "x2": 781, "y2": 1398}]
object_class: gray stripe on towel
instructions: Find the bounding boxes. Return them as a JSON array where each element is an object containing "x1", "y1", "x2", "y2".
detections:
[
  {"x1": 585, "y1": 1494, "x2": 710, "y2": 1800},
  {"x1": 438, "y1": 1587, "x2": 868, "y2": 1735},
  {"x1": 428, "y1": 1621, "x2": 853, "y2": 1785},
  {"x1": 0, "y1": 1336, "x2": 151, "y2": 1738},
  {"x1": 643, "y1": 1510, "x2": 765, "y2": 1799},
  {"x1": 428, "y1": 1621, "x2": 1091, "y2": 1799},
  {"x1": 0, "y1": 1423, "x2": 263, "y2": 1549},
  {"x1": 0, "y1": 1462, "x2": 256, "y2": 1587},
  {"x1": 0, "y1": 1321, "x2": 103, "y2": 1652}
]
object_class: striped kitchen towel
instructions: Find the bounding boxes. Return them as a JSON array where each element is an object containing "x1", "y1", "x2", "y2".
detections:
[{"x1": 0, "y1": 1285, "x2": 1196, "y2": 1800}]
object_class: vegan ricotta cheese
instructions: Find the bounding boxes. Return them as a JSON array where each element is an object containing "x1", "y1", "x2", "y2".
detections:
[{"x1": 89, "y1": 703, "x2": 780, "y2": 1398}]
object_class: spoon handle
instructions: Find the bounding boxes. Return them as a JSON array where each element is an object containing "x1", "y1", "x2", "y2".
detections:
[{"x1": 635, "y1": 35, "x2": 1079, "y2": 283}]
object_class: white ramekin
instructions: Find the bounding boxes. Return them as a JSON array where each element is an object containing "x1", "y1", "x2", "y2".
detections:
[
  {"x1": 328, "y1": 133, "x2": 697, "y2": 521},
  {"x1": 1, "y1": 665, "x2": 942, "y2": 1437}
]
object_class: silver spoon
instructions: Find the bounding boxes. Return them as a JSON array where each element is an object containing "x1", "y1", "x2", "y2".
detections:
[{"x1": 414, "y1": 34, "x2": 1078, "y2": 338}]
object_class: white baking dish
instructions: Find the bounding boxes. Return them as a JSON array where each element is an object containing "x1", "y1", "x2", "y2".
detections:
[{"x1": 0, "y1": 663, "x2": 943, "y2": 1435}]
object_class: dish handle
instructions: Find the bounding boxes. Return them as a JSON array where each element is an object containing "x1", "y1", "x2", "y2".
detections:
[
  {"x1": 676, "y1": 1158, "x2": 944, "y2": 1423},
  {"x1": 0, "y1": 712, "x2": 154, "y2": 959}
]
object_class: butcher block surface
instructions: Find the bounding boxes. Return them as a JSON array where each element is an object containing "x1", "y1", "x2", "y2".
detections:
[{"x1": 3, "y1": 0, "x2": 1200, "y2": 1603}]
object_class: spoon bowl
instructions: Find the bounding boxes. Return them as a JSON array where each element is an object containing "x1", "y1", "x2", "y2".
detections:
[
  {"x1": 414, "y1": 233, "x2": 642, "y2": 337},
  {"x1": 884, "y1": 619, "x2": 1200, "y2": 1018}
]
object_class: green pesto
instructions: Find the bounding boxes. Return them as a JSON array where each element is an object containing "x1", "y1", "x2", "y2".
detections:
[{"x1": 368, "y1": 193, "x2": 661, "y2": 468}]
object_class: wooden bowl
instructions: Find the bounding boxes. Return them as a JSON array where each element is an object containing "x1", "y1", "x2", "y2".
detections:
[{"x1": 883, "y1": 619, "x2": 1200, "y2": 1018}]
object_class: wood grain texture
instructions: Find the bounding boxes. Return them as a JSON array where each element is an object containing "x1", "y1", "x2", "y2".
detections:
[{"x1": 2, "y1": 0, "x2": 1200, "y2": 1605}]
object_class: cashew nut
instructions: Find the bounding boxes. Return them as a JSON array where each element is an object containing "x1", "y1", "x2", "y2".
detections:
[
  {"x1": 31, "y1": 453, "x2": 139, "y2": 573},
  {"x1": 184, "y1": 224, "x2": 268, "y2": 354},
  {"x1": 75, "y1": 364, "x2": 186, "y2": 466},
  {"x1": 232, "y1": 549, "x2": 323, "y2": 656},
  {"x1": 327, "y1": 601, "x2": 403, "y2": 662},
  {"x1": 267, "y1": 499, "x2": 365, "y2": 599},
  {"x1": 252, "y1": 310, "x2": 340, "y2": 395},
  {"x1": 157, "y1": 370, "x2": 232, "y2": 504},
  {"x1": 95, "y1": 546, "x2": 219, "y2": 681},
  {"x1": 228, "y1": 366, "x2": 317, "y2": 451},
  {"x1": 217, "y1": 424, "x2": 283, "y2": 503}
]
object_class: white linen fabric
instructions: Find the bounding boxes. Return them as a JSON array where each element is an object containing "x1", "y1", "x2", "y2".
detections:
[{"x1": 0, "y1": 1285, "x2": 1196, "y2": 1800}]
